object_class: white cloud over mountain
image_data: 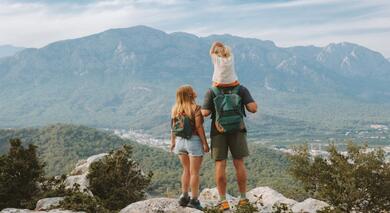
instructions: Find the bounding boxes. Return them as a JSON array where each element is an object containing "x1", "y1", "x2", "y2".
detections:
[{"x1": 0, "y1": 0, "x2": 389, "y2": 56}]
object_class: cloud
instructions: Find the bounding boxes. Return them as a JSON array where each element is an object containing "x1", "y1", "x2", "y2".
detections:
[{"x1": 0, "y1": 0, "x2": 389, "y2": 57}]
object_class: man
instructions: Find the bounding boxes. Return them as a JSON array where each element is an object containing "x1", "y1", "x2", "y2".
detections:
[{"x1": 202, "y1": 84, "x2": 257, "y2": 211}]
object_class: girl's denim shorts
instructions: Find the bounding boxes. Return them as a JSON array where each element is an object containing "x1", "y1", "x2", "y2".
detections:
[{"x1": 174, "y1": 135, "x2": 204, "y2": 157}]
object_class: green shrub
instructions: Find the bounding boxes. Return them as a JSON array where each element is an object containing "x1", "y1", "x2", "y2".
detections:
[
  {"x1": 58, "y1": 185, "x2": 111, "y2": 213},
  {"x1": 0, "y1": 139, "x2": 45, "y2": 209},
  {"x1": 289, "y1": 142, "x2": 390, "y2": 212},
  {"x1": 88, "y1": 145, "x2": 153, "y2": 210}
]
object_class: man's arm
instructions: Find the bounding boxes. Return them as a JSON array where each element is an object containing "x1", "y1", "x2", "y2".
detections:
[
  {"x1": 245, "y1": 102, "x2": 258, "y2": 113},
  {"x1": 202, "y1": 89, "x2": 213, "y2": 117}
]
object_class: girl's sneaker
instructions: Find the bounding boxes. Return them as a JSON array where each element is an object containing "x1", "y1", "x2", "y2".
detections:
[
  {"x1": 178, "y1": 195, "x2": 190, "y2": 207},
  {"x1": 187, "y1": 198, "x2": 203, "y2": 210},
  {"x1": 217, "y1": 200, "x2": 230, "y2": 211}
]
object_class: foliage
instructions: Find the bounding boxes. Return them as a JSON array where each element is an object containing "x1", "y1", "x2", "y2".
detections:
[
  {"x1": 234, "y1": 202, "x2": 259, "y2": 213},
  {"x1": 58, "y1": 185, "x2": 111, "y2": 213},
  {"x1": 289, "y1": 142, "x2": 390, "y2": 212},
  {"x1": 0, "y1": 124, "x2": 308, "y2": 200},
  {"x1": 271, "y1": 202, "x2": 292, "y2": 213},
  {"x1": 88, "y1": 145, "x2": 153, "y2": 211},
  {"x1": 0, "y1": 139, "x2": 45, "y2": 209}
]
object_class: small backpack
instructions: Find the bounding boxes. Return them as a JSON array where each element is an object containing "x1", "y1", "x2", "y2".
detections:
[
  {"x1": 211, "y1": 85, "x2": 245, "y2": 133},
  {"x1": 172, "y1": 114, "x2": 193, "y2": 139}
]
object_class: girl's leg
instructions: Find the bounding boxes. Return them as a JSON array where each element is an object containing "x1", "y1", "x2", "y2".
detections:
[
  {"x1": 189, "y1": 156, "x2": 203, "y2": 198},
  {"x1": 178, "y1": 154, "x2": 190, "y2": 194}
]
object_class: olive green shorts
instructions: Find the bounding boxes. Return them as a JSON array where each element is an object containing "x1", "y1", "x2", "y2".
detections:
[{"x1": 211, "y1": 131, "x2": 249, "y2": 160}]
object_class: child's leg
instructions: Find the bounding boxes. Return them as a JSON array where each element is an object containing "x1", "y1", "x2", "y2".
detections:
[
  {"x1": 178, "y1": 154, "x2": 190, "y2": 194},
  {"x1": 189, "y1": 156, "x2": 203, "y2": 198}
]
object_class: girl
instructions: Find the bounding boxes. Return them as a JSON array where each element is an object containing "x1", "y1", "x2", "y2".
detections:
[
  {"x1": 210, "y1": 41, "x2": 240, "y2": 88},
  {"x1": 170, "y1": 85, "x2": 209, "y2": 210}
]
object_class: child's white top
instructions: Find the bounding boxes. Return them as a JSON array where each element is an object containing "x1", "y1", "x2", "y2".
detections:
[{"x1": 211, "y1": 54, "x2": 238, "y2": 84}]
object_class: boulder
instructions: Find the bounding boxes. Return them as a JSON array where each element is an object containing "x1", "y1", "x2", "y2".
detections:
[
  {"x1": 70, "y1": 153, "x2": 108, "y2": 175},
  {"x1": 119, "y1": 198, "x2": 202, "y2": 213},
  {"x1": 291, "y1": 198, "x2": 329, "y2": 213},
  {"x1": 247, "y1": 186, "x2": 297, "y2": 212},
  {"x1": 63, "y1": 174, "x2": 91, "y2": 195},
  {"x1": 35, "y1": 197, "x2": 64, "y2": 211},
  {"x1": 198, "y1": 188, "x2": 237, "y2": 208}
]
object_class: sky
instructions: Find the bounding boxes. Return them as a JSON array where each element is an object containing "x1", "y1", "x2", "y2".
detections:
[{"x1": 0, "y1": 0, "x2": 390, "y2": 57}]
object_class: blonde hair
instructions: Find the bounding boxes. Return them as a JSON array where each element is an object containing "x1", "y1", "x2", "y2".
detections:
[
  {"x1": 171, "y1": 85, "x2": 196, "y2": 119},
  {"x1": 211, "y1": 42, "x2": 232, "y2": 58}
]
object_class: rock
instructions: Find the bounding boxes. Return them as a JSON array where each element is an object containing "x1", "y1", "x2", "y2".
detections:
[
  {"x1": 291, "y1": 198, "x2": 329, "y2": 213},
  {"x1": 35, "y1": 197, "x2": 64, "y2": 211},
  {"x1": 198, "y1": 188, "x2": 237, "y2": 208},
  {"x1": 119, "y1": 198, "x2": 202, "y2": 213},
  {"x1": 64, "y1": 174, "x2": 91, "y2": 195},
  {"x1": 64, "y1": 153, "x2": 108, "y2": 195},
  {"x1": 0, "y1": 209, "x2": 84, "y2": 213},
  {"x1": 247, "y1": 186, "x2": 297, "y2": 212},
  {"x1": 70, "y1": 153, "x2": 108, "y2": 175}
]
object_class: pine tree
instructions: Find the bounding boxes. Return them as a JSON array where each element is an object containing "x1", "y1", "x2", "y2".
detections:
[
  {"x1": 87, "y1": 145, "x2": 153, "y2": 210},
  {"x1": 0, "y1": 138, "x2": 45, "y2": 209}
]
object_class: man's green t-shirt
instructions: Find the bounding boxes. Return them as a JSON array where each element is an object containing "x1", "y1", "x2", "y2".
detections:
[{"x1": 202, "y1": 85, "x2": 255, "y2": 137}]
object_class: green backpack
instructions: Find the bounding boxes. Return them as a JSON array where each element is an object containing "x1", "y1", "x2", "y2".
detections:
[
  {"x1": 172, "y1": 115, "x2": 193, "y2": 139},
  {"x1": 211, "y1": 86, "x2": 245, "y2": 133}
]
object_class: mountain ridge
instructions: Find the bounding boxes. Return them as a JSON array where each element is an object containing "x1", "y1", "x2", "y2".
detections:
[{"x1": 1, "y1": 25, "x2": 390, "y2": 137}]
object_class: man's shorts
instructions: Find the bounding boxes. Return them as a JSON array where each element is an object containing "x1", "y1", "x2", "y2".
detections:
[
  {"x1": 211, "y1": 131, "x2": 249, "y2": 160},
  {"x1": 174, "y1": 135, "x2": 204, "y2": 157}
]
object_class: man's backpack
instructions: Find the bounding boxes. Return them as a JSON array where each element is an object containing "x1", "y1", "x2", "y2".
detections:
[
  {"x1": 211, "y1": 86, "x2": 245, "y2": 133},
  {"x1": 172, "y1": 114, "x2": 193, "y2": 139}
]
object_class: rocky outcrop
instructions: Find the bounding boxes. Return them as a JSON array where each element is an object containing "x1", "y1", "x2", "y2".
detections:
[
  {"x1": 0, "y1": 209, "x2": 83, "y2": 213},
  {"x1": 291, "y1": 198, "x2": 329, "y2": 213},
  {"x1": 247, "y1": 186, "x2": 297, "y2": 212},
  {"x1": 1, "y1": 153, "x2": 331, "y2": 213},
  {"x1": 64, "y1": 153, "x2": 108, "y2": 195},
  {"x1": 198, "y1": 187, "x2": 237, "y2": 208},
  {"x1": 35, "y1": 197, "x2": 64, "y2": 211},
  {"x1": 70, "y1": 153, "x2": 108, "y2": 176},
  {"x1": 119, "y1": 198, "x2": 202, "y2": 213}
]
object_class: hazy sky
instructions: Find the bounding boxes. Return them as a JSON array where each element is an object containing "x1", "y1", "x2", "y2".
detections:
[{"x1": 1, "y1": 0, "x2": 389, "y2": 57}]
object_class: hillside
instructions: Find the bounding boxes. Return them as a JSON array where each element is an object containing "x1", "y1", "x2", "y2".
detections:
[
  {"x1": 0, "y1": 124, "x2": 307, "y2": 200},
  {"x1": 1, "y1": 26, "x2": 390, "y2": 141}
]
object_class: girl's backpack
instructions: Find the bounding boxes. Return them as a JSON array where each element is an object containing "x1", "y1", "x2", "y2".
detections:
[
  {"x1": 211, "y1": 85, "x2": 245, "y2": 133},
  {"x1": 172, "y1": 114, "x2": 193, "y2": 139}
]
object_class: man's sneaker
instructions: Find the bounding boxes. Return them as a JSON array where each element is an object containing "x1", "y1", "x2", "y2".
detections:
[
  {"x1": 187, "y1": 198, "x2": 203, "y2": 210},
  {"x1": 178, "y1": 195, "x2": 190, "y2": 207},
  {"x1": 238, "y1": 198, "x2": 249, "y2": 207},
  {"x1": 217, "y1": 200, "x2": 230, "y2": 211}
]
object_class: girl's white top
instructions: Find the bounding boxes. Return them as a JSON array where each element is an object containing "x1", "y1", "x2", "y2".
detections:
[{"x1": 211, "y1": 54, "x2": 238, "y2": 84}]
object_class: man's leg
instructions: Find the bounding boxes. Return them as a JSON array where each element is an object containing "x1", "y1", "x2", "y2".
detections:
[
  {"x1": 233, "y1": 158, "x2": 247, "y2": 197},
  {"x1": 215, "y1": 159, "x2": 227, "y2": 199},
  {"x1": 229, "y1": 132, "x2": 249, "y2": 200}
]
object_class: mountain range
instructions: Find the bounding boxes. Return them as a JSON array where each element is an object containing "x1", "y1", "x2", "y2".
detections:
[
  {"x1": 0, "y1": 45, "x2": 24, "y2": 58},
  {"x1": 1, "y1": 25, "x2": 390, "y2": 140}
]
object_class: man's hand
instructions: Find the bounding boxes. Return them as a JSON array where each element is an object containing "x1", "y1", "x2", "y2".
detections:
[
  {"x1": 245, "y1": 102, "x2": 258, "y2": 113},
  {"x1": 203, "y1": 143, "x2": 210, "y2": 153}
]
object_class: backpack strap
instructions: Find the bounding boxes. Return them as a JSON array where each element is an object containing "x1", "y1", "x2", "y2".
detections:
[
  {"x1": 231, "y1": 85, "x2": 241, "y2": 94},
  {"x1": 210, "y1": 87, "x2": 223, "y2": 96}
]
